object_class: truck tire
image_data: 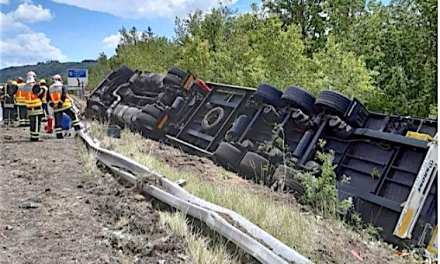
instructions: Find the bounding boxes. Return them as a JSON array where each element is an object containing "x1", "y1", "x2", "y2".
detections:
[
  {"x1": 163, "y1": 74, "x2": 182, "y2": 89},
  {"x1": 201, "y1": 107, "x2": 225, "y2": 130},
  {"x1": 238, "y1": 151, "x2": 269, "y2": 181},
  {"x1": 314, "y1": 90, "x2": 351, "y2": 116},
  {"x1": 281, "y1": 85, "x2": 315, "y2": 115},
  {"x1": 134, "y1": 112, "x2": 158, "y2": 135},
  {"x1": 272, "y1": 165, "x2": 305, "y2": 195},
  {"x1": 86, "y1": 100, "x2": 107, "y2": 120},
  {"x1": 118, "y1": 65, "x2": 134, "y2": 78},
  {"x1": 213, "y1": 142, "x2": 244, "y2": 170},
  {"x1": 142, "y1": 104, "x2": 163, "y2": 119},
  {"x1": 255, "y1": 83, "x2": 283, "y2": 107},
  {"x1": 167, "y1": 67, "x2": 186, "y2": 79}
]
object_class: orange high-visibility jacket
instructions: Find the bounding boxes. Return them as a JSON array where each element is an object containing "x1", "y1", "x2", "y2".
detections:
[
  {"x1": 24, "y1": 82, "x2": 43, "y2": 108},
  {"x1": 41, "y1": 85, "x2": 48, "y2": 103},
  {"x1": 48, "y1": 82, "x2": 72, "y2": 112},
  {"x1": 15, "y1": 83, "x2": 27, "y2": 106}
]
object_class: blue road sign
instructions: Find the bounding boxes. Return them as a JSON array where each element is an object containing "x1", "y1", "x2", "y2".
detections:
[{"x1": 67, "y1": 69, "x2": 87, "y2": 78}]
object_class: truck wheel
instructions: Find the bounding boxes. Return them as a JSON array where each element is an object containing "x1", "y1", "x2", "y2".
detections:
[
  {"x1": 281, "y1": 85, "x2": 315, "y2": 115},
  {"x1": 201, "y1": 107, "x2": 224, "y2": 130},
  {"x1": 167, "y1": 67, "x2": 186, "y2": 79},
  {"x1": 134, "y1": 112, "x2": 158, "y2": 136},
  {"x1": 272, "y1": 165, "x2": 305, "y2": 195},
  {"x1": 238, "y1": 151, "x2": 269, "y2": 181},
  {"x1": 314, "y1": 90, "x2": 351, "y2": 116},
  {"x1": 255, "y1": 83, "x2": 283, "y2": 107},
  {"x1": 86, "y1": 100, "x2": 106, "y2": 120},
  {"x1": 163, "y1": 74, "x2": 182, "y2": 89},
  {"x1": 213, "y1": 142, "x2": 244, "y2": 170},
  {"x1": 142, "y1": 104, "x2": 163, "y2": 119},
  {"x1": 118, "y1": 65, "x2": 134, "y2": 78}
]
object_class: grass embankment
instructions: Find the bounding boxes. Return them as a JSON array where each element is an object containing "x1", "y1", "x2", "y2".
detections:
[
  {"x1": 77, "y1": 139, "x2": 239, "y2": 264},
  {"x1": 84, "y1": 122, "x2": 416, "y2": 264}
]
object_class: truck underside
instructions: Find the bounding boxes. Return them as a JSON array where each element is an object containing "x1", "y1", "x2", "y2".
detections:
[{"x1": 85, "y1": 65, "x2": 438, "y2": 253}]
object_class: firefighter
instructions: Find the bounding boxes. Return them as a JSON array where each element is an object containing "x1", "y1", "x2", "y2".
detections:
[
  {"x1": 0, "y1": 82, "x2": 4, "y2": 123},
  {"x1": 24, "y1": 71, "x2": 45, "y2": 141},
  {"x1": 3, "y1": 80, "x2": 17, "y2": 126},
  {"x1": 48, "y1": 74, "x2": 83, "y2": 138},
  {"x1": 15, "y1": 76, "x2": 29, "y2": 126},
  {"x1": 0, "y1": 83, "x2": 4, "y2": 122},
  {"x1": 39, "y1": 79, "x2": 49, "y2": 122}
]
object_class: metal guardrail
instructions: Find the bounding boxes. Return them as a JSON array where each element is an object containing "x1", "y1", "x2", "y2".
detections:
[{"x1": 78, "y1": 128, "x2": 313, "y2": 264}]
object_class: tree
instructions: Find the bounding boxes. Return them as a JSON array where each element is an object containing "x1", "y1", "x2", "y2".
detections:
[
  {"x1": 262, "y1": 0, "x2": 328, "y2": 52},
  {"x1": 90, "y1": 2, "x2": 436, "y2": 117},
  {"x1": 331, "y1": 0, "x2": 437, "y2": 116},
  {"x1": 141, "y1": 26, "x2": 154, "y2": 42}
]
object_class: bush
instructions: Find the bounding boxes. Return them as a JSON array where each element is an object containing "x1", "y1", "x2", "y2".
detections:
[{"x1": 299, "y1": 140, "x2": 352, "y2": 218}]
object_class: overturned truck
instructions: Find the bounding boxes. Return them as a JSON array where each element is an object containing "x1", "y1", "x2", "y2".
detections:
[{"x1": 86, "y1": 65, "x2": 438, "y2": 254}]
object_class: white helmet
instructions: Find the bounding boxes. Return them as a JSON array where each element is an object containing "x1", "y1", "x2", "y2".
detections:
[
  {"x1": 27, "y1": 71, "x2": 36, "y2": 77},
  {"x1": 26, "y1": 71, "x2": 36, "y2": 83},
  {"x1": 53, "y1": 74, "x2": 62, "y2": 81}
]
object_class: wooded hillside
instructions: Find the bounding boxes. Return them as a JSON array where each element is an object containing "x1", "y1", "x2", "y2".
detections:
[
  {"x1": 0, "y1": 60, "x2": 97, "y2": 83},
  {"x1": 89, "y1": 0, "x2": 437, "y2": 118}
]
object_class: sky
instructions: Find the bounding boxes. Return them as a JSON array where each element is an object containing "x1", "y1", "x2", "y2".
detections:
[{"x1": 0, "y1": 0, "x2": 388, "y2": 69}]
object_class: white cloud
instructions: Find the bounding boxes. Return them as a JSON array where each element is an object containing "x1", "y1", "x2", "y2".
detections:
[
  {"x1": 0, "y1": 12, "x2": 30, "y2": 32},
  {"x1": 50, "y1": 0, "x2": 238, "y2": 19},
  {"x1": 0, "y1": 0, "x2": 9, "y2": 5},
  {"x1": 0, "y1": 3, "x2": 53, "y2": 32},
  {"x1": 0, "y1": 33, "x2": 67, "y2": 68},
  {"x1": 9, "y1": 3, "x2": 53, "y2": 23},
  {"x1": 102, "y1": 33, "x2": 121, "y2": 49},
  {"x1": 0, "y1": 3, "x2": 66, "y2": 68}
]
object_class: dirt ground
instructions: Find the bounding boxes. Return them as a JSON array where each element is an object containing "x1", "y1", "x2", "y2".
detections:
[
  {"x1": 95, "y1": 127, "x2": 418, "y2": 264},
  {"x1": 119, "y1": 137, "x2": 302, "y2": 209},
  {"x1": 0, "y1": 125, "x2": 186, "y2": 264}
]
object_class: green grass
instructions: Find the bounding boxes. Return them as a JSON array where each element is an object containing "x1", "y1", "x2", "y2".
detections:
[
  {"x1": 85, "y1": 122, "x2": 416, "y2": 264},
  {"x1": 76, "y1": 138, "x2": 238, "y2": 264},
  {"x1": 159, "y1": 211, "x2": 239, "y2": 264},
  {"x1": 88, "y1": 123, "x2": 312, "y2": 254}
]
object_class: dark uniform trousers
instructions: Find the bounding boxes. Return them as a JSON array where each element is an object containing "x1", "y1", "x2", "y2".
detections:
[
  {"x1": 17, "y1": 105, "x2": 29, "y2": 126},
  {"x1": 42, "y1": 103, "x2": 49, "y2": 122},
  {"x1": 28, "y1": 107, "x2": 44, "y2": 141},
  {"x1": 54, "y1": 107, "x2": 81, "y2": 139},
  {"x1": 3, "y1": 103, "x2": 15, "y2": 125}
]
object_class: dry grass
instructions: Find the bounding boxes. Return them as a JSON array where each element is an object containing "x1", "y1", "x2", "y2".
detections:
[
  {"x1": 76, "y1": 133, "x2": 238, "y2": 264},
  {"x1": 159, "y1": 211, "x2": 239, "y2": 264},
  {"x1": 77, "y1": 144, "x2": 100, "y2": 179},
  {"x1": 85, "y1": 122, "x2": 418, "y2": 264}
]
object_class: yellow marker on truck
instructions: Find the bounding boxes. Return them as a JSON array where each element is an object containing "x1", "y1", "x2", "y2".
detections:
[{"x1": 393, "y1": 134, "x2": 438, "y2": 251}]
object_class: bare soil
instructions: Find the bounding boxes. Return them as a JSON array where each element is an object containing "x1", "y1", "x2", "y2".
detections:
[
  {"x1": 99, "y1": 130, "x2": 415, "y2": 264},
  {"x1": 0, "y1": 126, "x2": 186, "y2": 264},
  {"x1": 123, "y1": 137, "x2": 302, "y2": 209}
]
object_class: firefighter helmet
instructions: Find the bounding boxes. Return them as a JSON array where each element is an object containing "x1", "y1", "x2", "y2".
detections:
[
  {"x1": 53, "y1": 74, "x2": 62, "y2": 81},
  {"x1": 27, "y1": 71, "x2": 37, "y2": 77}
]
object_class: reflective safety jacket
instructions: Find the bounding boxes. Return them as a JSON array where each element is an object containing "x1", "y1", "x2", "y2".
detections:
[
  {"x1": 40, "y1": 85, "x2": 48, "y2": 103},
  {"x1": 3, "y1": 83, "x2": 16, "y2": 108},
  {"x1": 15, "y1": 83, "x2": 27, "y2": 106},
  {"x1": 48, "y1": 82, "x2": 72, "y2": 112},
  {"x1": 24, "y1": 82, "x2": 43, "y2": 109}
]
